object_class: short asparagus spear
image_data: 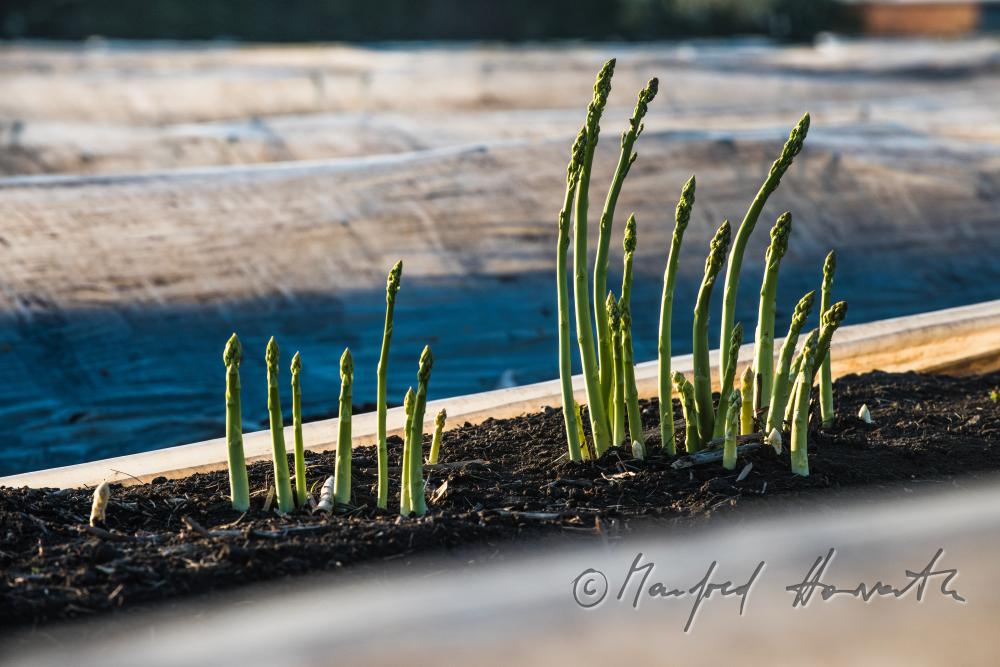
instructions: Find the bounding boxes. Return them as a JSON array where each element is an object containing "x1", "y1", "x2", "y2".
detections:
[
  {"x1": 713, "y1": 321, "x2": 744, "y2": 439},
  {"x1": 765, "y1": 291, "x2": 816, "y2": 433},
  {"x1": 223, "y1": 333, "x2": 250, "y2": 512},
  {"x1": 791, "y1": 335, "x2": 819, "y2": 476},
  {"x1": 575, "y1": 401, "x2": 591, "y2": 460},
  {"x1": 376, "y1": 260, "x2": 403, "y2": 509},
  {"x1": 607, "y1": 293, "x2": 626, "y2": 446},
  {"x1": 719, "y1": 113, "x2": 810, "y2": 391},
  {"x1": 557, "y1": 129, "x2": 586, "y2": 462},
  {"x1": 620, "y1": 213, "x2": 637, "y2": 311},
  {"x1": 407, "y1": 346, "x2": 434, "y2": 516},
  {"x1": 428, "y1": 408, "x2": 446, "y2": 465},
  {"x1": 333, "y1": 348, "x2": 353, "y2": 506},
  {"x1": 723, "y1": 389, "x2": 742, "y2": 471},
  {"x1": 752, "y1": 212, "x2": 792, "y2": 414},
  {"x1": 400, "y1": 387, "x2": 415, "y2": 516},
  {"x1": 808, "y1": 300, "x2": 848, "y2": 387},
  {"x1": 693, "y1": 220, "x2": 732, "y2": 444},
  {"x1": 90, "y1": 481, "x2": 110, "y2": 527},
  {"x1": 265, "y1": 337, "x2": 294, "y2": 514},
  {"x1": 291, "y1": 351, "x2": 307, "y2": 508},
  {"x1": 672, "y1": 371, "x2": 700, "y2": 453},
  {"x1": 783, "y1": 349, "x2": 805, "y2": 427},
  {"x1": 572, "y1": 59, "x2": 615, "y2": 455},
  {"x1": 620, "y1": 303, "x2": 643, "y2": 448},
  {"x1": 658, "y1": 176, "x2": 696, "y2": 451},
  {"x1": 819, "y1": 251, "x2": 837, "y2": 427},
  {"x1": 740, "y1": 366, "x2": 755, "y2": 435},
  {"x1": 594, "y1": 79, "x2": 658, "y2": 410}
]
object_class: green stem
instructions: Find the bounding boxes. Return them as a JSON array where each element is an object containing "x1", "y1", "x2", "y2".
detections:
[
  {"x1": 740, "y1": 366, "x2": 755, "y2": 435},
  {"x1": 399, "y1": 387, "x2": 415, "y2": 516},
  {"x1": 407, "y1": 346, "x2": 433, "y2": 516},
  {"x1": 265, "y1": 337, "x2": 294, "y2": 514},
  {"x1": 557, "y1": 130, "x2": 585, "y2": 462},
  {"x1": 807, "y1": 300, "x2": 848, "y2": 388},
  {"x1": 658, "y1": 176, "x2": 695, "y2": 456},
  {"x1": 723, "y1": 389, "x2": 741, "y2": 470},
  {"x1": 819, "y1": 251, "x2": 837, "y2": 427},
  {"x1": 719, "y1": 113, "x2": 810, "y2": 392},
  {"x1": 223, "y1": 334, "x2": 249, "y2": 512},
  {"x1": 783, "y1": 350, "x2": 804, "y2": 428},
  {"x1": 672, "y1": 372, "x2": 700, "y2": 453},
  {"x1": 428, "y1": 408, "x2": 446, "y2": 465},
  {"x1": 291, "y1": 351, "x2": 306, "y2": 508},
  {"x1": 713, "y1": 322, "x2": 744, "y2": 439},
  {"x1": 607, "y1": 293, "x2": 625, "y2": 446},
  {"x1": 572, "y1": 60, "x2": 616, "y2": 456},
  {"x1": 791, "y1": 338, "x2": 818, "y2": 477},
  {"x1": 333, "y1": 348, "x2": 353, "y2": 506},
  {"x1": 594, "y1": 79, "x2": 658, "y2": 410},
  {"x1": 377, "y1": 261, "x2": 402, "y2": 510},
  {"x1": 621, "y1": 304, "x2": 643, "y2": 448},
  {"x1": 765, "y1": 291, "x2": 816, "y2": 434},
  {"x1": 693, "y1": 220, "x2": 731, "y2": 445},
  {"x1": 752, "y1": 212, "x2": 792, "y2": 415}
]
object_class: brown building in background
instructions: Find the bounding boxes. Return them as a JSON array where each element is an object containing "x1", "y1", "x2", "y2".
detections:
[{"x1": 840, "y1": 0, "x2": 1000, "y2": 36}]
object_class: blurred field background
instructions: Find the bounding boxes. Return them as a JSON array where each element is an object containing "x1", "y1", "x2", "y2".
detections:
[{"x1": 0, "y1": 1, "x2": 998, "y2": 474}]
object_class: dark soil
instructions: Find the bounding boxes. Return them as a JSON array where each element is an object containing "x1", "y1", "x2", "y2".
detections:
[{"x1": 2, "y1": 370, "x2": 999, "y2": 631}]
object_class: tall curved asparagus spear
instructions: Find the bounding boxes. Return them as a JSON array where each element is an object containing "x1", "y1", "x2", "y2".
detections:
[
  {"x1": 557, "y1": 129, "x2": 586, "y2": 462},
  {"x1": 428, "y1": 408, "x2": 446, "y2": 465},
  {"x1": 223, "y1": 334, "x2": 249, "y2": 512},
  {"x1": 765, "y1": 291, "x2": 815, "y2": 433},
  {"x1": 620, "y1": 303, "x2": 643, "y2": 448},
  {"x1": 791, "y1": 334, "x2": 819, "y2": 477},
  {"x1": 672, "y1": 371, "x2": 699, "y2": 453},
  {"x1": 291, "y1": 351, "x2": 306, "y2": 508},
  {"x1": 723, "y1": 389, "x2": 742, "y2": 471},
  {"x1": 400, "y1": 387, "x2": 415, "y2": 516},
  {"x1": 376, "y1": 261, "x2": 402, "y2": 509},
  {"x1": 658, "y1": 176, "x2": 695, "y2": 452},
  {"x1": 333, "y1": 348, "x2": 353, "y2": 506},
  {"x1": 607, "y1": 293, "x2": 626, "y2": 446},
  {"x1": 265, "y1": 337, "x2": 294, "y2": 513},
  {"x1": 594, "y1": 79, "x2": 658, "y2": 406},
  {"x1": 819, "y1": 251, "x2": 837, "y2": 427},
  {"x1": 740, "y1": 365, "x2": 755, "y2": 435},
  {"x1": 713, "y1": 321, "x2": 744, "y2": 438},
  {"x1": 408, "y1": 346, "x2": 434, "y2": 516},
  {"x1": 693, "y1": 220, "x2": 732, "y2": 444},
  {"x1": 752, "y1": 212, "x2": 792, "y2": 413},
  {"x1": 719, "y1": 113, "x2": 810, "y2": 390},
  {"x1": 572, "y1": 59, "x2": 615, "y2": 455}
]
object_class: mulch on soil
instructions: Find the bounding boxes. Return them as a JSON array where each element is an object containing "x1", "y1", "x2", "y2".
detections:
[{"x1": 2, "y1": 370, "x2": 999, "y2": 629}]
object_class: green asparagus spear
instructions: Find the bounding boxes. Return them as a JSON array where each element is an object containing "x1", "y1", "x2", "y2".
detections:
[
  {"x1": 575, "y1": 401, "x2": 591, "y2": 460},
  {"x1": 408, "y1": 346, "x2": 434, "y2": 516},
  {"x1": 333, "y1": 348, "x2": 353, "y2": 506},
  {"x1": 620, "y1": 303, "x2": 643, "y2": 448},
  {"x1": 223, "y1": 334, "x2": 249, "y2": 512},
  {"x1": 808, "y1": 300, "x2": 848, "y2": 388},
  {"x1": 713, "y1": 321, "x2": 744, "y2": 439},
  {"x1": 723, "y1": 389, "x2": 742, "y2": 470},
  {"x1": 672, "y1": 371, "x2": 700, "y2": 453},
  {"x1": 265, "y1": 337, "x2": 294, "y2": 514},
  {"x1": 557, "y1": 129, "x2": 586, "y2": 462},
  {"x1": 693, "y1": 220, "x2": 732, "y2": 444},
  {"x1": 740, "y1": 365, "x2": 755, "y2": 435},
  {"x1": 400, "y1": 387, "x2": 415, "y2": 516},
  {"x1": 428, "y1": 408, "x2": 446, "y2": 465},
  {"x1": 791, "y1": 334, "x2": 819, "y2": 476},
  {"x1": 572, "y1": 59, "x2": 615, "y2": 456},
  {"x1": 594, "y1": 79, "x2": 658, "y2": 410},
  {"x1": 783, "y1": 348, "x2": 806, "y2": 428},
  {"x1": 607, "y1": 293, "x2": 626, "y2": 446},
  {"x1": 765, "y1": 291, "x2": 816, "y2": 433},
  {"x1": 719, "y1": 113, "x2": 810, "y2": 391},
  {"x1": 658, "y1": 176, "x2": 696, "y2": 453},
  {"x1": 620, "y1": 213, "x2": 637, "y2": 310},
  {"x1": 376, "y1": 260, "x2": 403, "y2": 510},
  {"x1": 819, "y1": 251, "x2": 837, "y2": 427},
  {"x1": 291, "y1": 351, "x2": 306, "y2": 508},
  {"x1": 752, "y1": 212, "x2": 792, "y2": 414}
]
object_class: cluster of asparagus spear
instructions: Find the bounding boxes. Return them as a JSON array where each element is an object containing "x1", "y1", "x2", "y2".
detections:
[
  {"x1": 222, "y1": 261, "x2": 444, "y2": 516},
  {"x1": 556, "y1": 60, "x2": 847, "y2": 476}
]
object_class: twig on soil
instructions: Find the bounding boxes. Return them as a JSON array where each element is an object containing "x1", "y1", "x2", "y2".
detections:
[{"x1": 671, "y1": 443, "x2": 762, "y2": 469}]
